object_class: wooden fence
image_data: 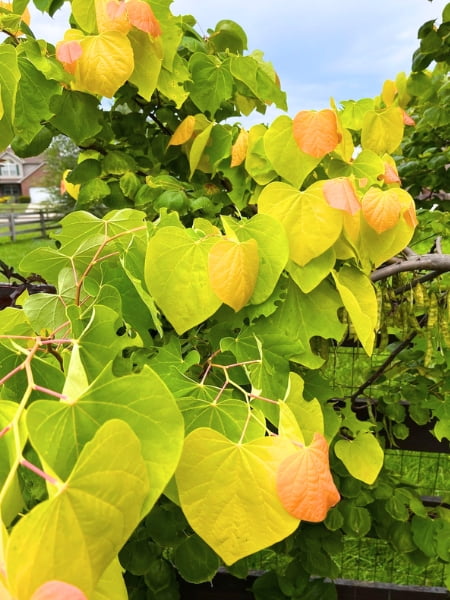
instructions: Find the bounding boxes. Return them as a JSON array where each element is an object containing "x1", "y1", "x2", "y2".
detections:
[{"x1": 0, "y1": 206, "x2": 64, "y2": 241}]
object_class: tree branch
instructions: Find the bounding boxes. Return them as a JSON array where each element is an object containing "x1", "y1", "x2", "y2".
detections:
[{"x1": 371, "y1": 253, "x2": 450, "y2": 282}]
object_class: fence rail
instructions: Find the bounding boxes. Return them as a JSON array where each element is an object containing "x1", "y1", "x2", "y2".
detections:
[{"x1": 0, "y1": 209, "x2": 64, "y2": 242}]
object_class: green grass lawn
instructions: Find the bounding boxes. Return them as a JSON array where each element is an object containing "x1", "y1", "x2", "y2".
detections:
[{"x1": 0, "y1": 238, "x2": 56, "y2": 279}]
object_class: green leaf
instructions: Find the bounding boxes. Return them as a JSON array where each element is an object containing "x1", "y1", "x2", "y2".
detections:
[
  {"x1": 361, "y1": 106, "x2": 404, "y2": 154},
  {"x1": 264, "y1": 116, "x2": 320, "y2": 187},
  {"x1": 209, "y1": 20, "x2": 248, "y2": 54},
  {"x1": 175, "y1": 428, "x2": 299, "y2": 565},
  {"x1": 26, "y1": 365, "x2": 184, "y2": 515},
  {"x1": 50, "y1": 90, "x2": 102, "y2": 145},
  {"x1": 7, "y1": 420, "x2": 149, "y2": 599},
  {"x1": 245, "y1": 124, "x2": 277, "y2": 185},
  {"x1": 339, "y1": 99, "x2": 375, "y2": 130},
  {"x1": 334, "y1": 432, "x2": 384, "y2": 484},
  {"x1": 77, "y1": 178, "x2": 111, "y2": 208},
  {"x1": 173, "y1": 534, "x2": 220, "y2": 583},
  {"x1": 178, "y1": 397, "x2": 265, "y2": 442},
  {"x1": 188, "y1": 53, "x2": 233, "y2": 116},
  {"x1": 285, "y1": 373, "x2": 324, "y2": 445},
  {"x1": 71, "y1": 0, "x2": 97, "y2": 33},
  {"x1": 67, "y1": 158, "x2": 102, "y2": 183},
  {"x1": 229, "y1": 55, "x2": 287, "y2": 111},
  {"x1": 14, "y1": 57, "x2": 61, "y2": 144},
  {"x1": 145, "y1": 226, "x2": 222, "y2": 334},
  {"x1": 0, "y1": 46, "x2": 20, "y2": 151},
  {"x1": 0, "y1": 401, "x2": 26, "y2": 525},
  {"x1": 189, "y1": 121, "x2": 214, "y2": 178}
]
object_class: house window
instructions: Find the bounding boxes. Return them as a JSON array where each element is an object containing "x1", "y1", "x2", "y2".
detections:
[
  {"x1": 0, "y1": 184, "x2": 21, "y2": 197},
  {"x1": 0, "y1": 161, "x2": 21, "y2": 177}
]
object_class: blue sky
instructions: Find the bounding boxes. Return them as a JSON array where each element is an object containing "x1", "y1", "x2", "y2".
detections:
[{"x1": 30, "y1": 0, "x2": 447, "y2": 121}]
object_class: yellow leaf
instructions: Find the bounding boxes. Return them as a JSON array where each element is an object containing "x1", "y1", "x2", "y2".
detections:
[
  {"x1": 230, "y1": 129, "x2": 248, "y2": 167},
  {"x1": 381, "y1": 79, "x2": 397, "y2": 106},
  {"x1": 208, "y1": 238, "x2": 259, "y2": 312},
  {"x1": 61, "y1": 170, "x2": 80, "y2": 200},
  {"x1": 258, "y1": 181, "x2": 343, "y2": 266},
  {"x1": 175, "y1": 428, "x2": 299, "y2": 565},
  {"x1": 277, "y1": 432, "x2": 340, "y2": 522},
  {"x1": 292, "y1": 109, "x2": 341, "y2": 158},
  {"x1": 73, "y1": 31, "x2": 134, "y2": 98},
  {"x1": 168, "y1": 115, "x2": 196, "y2": 146},
  {"x1": 95, "y1": 0, "x2": 130, "y2": 33}
]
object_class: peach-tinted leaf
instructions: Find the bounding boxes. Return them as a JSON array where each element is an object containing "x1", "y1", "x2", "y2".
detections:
[
  {"x1": 168, "y1": 116, "x2": 196, "y2": 146},
  {"x1": 56, "y1": 41, "x2": 83, "y2": 65},
  {"x1": 277, "y1": 432, "x2": 340, "y2": 522},
  {"x1": 31, "y1": 581, "x2": 88, "y2": 600},
  {"x1": 403, "y1": 202, "x2": 418, "y2": 229},
  {"x1": 208, "y1": 238, "x2": 259, "y2": 312},
  {"x1": 323, "y1": 178, "x2": 360, "y2": 215},
  {"x1": 380, "y1": 162, "x2": 401, "y2": 184},
  {"x1": 106, "y1": 0, "x2": 126, "y2": 20},
  {"x1": 230, "y1": 129, "x2": 248, "y2": 167},
  {"x1": 402, "y1": 110, "x2": 415, "y2": 126},
  {"x1": 292, "y1": 109, "x2": 341, "y2": 158},
  {"x1": 126, "y1": 0, "x2": 161, "y2": 36},
  {"x1": 362, "y1": 187, "x2": 402, "y2": 234}
]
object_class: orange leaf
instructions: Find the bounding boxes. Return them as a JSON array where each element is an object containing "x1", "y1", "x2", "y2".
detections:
[
  {"x1": 380, "y1": 162, "x2": 401, "y2": 184},
  {"x1": 126, "y1": 0, "x2": 161, "y2": 36},
  {"x1": 230, "y1": 129, "x2": 248, "y2": 167},
  {"x1": 402, "y1": 110, "x2": 415, "y2": 126},
  {"x1": 323, "y1": 178, "x2": 360, "y2": 215},
  {"x1": 362, "y1": 188, "x2": 402, "y2": 234},
  {"x1": 403, "y1": 202, "x2": 418, "y2": 229},
  {"x1": 168, "y1": 115, "x2": 196, "y2": 146},
  {"x1": 292, "y1": 109, "x2": 341, "y2": 158},
  {"x1": 208, "y1": 238, "x2": 259, "y2": 311},
  {"x1": 277, "y1": 432, "x2": 340, "y2": 522}
]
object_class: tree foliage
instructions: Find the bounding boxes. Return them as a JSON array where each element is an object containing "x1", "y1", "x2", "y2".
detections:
[{"x1": 0, "y1": 1, "x2": 449, "y2": 599}]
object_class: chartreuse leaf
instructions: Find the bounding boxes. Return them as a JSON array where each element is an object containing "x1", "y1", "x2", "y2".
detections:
[
  {"x1": 189, "y1": 121, "x2": 214, "y2": 178},
  {"x1": 0, "y1": 46, "x2": 20, "y2": 151},
  {"x1": 264, "y1": 116, "x2": 320, "y2": 187},
  {"x1": 245, "y1": 124, "x2": 277, "y2": 185},
  {"x1": 277, "y1": 433, "x2": 340, "y2": 522},
  {"x1": 258, "y1": 182, "x2": 343, "y2": 267},
  {"x1": 358, "y1": 213, "x2": 416, "y2": 269},
  {"x1": 145, "y1": 226, "x2": 222, "y2": 334},
  {"x1": 361, "y1": 106, "x2": 404, "y2": 154},
  {"x1": 26, "y1": 365, "x2": 184, "y2": 516},
  {"x1": 285, "y1": 373, "x2": 324, "y2": 445},
  {"x1": 71, "y1": 0, "x2": 96, "y2": 33},
  {"x1": 332, "y1": 266, "x2": 377, "y2": 355},
  {"x1": 286, "y1": 248, "x2": 335, "y2": 294},
  {"x1": 0, "y1": 402, "x2": 26, "y2": 525},
  {"x1": 334, "y1": 432, "x2": 384, "y2": 484},
  {"x1": 178, "y1": 397, "x2": 265, "y2": 443},
  {"x1": 128, "y1": 30, "x2": 163, "y2": 101},
  {"x1": 222, "y1": 214, "x2": 289, "y2": 305},
  {"x1": 229, "y1": 55, "x2": 287, "y2": 111},
  {"x1": 92, "y1": 559, "x2": 127, "y2": 600},
  {"x1": 208, "y1": 238, "x2": 259, "y2": 312},
  {"x1": 7, "y1": 420, "x2": 149, "y2": 600},
  {"x1": 175, "y1": 428, "x2": 299, "y2": 565}
]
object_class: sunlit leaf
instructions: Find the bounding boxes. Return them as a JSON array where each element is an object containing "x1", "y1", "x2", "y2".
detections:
[
  {"x1": 332, "y1": 266, "x2": 377, "y2": 356},
  {"x1": 258, "y1": 181, "x2": 343, "y2": 266},
  {"x1": 145, "y1": 226, "x2": 222, "y2": 334},
  {"x1": 362, "y1": 187, "x2": 402, "y2": 234},
  {"x1": 126, "y1": 0, "x2": 161, "y2": 36},
  {"x1": 176, "y1": 428, "x2": 299, "y2": 565},
  {"x1": 230, "y1": 128, "x2": 248, "y2": 167},
  {"x1": 334, "y1": 431, "x2": 384, "y2": 484},
  {"x1": 169, "y1": 115, "x2": 196, "y2": 146},
  {"x1": 208, "y1": 238, "x2": 259, "y2": 311},
  {"x1": 7, "y1": 421, "x2": 149, "y2": 600},
  {"x1": 361, "y1": 106, "x2": 404, "y2": 154},
  {"x1": 292, "y1": 109, "x2": 341, "y2": 158},
  {"x1": 277, "y1": 432, "x2": 340, "y2": 522}
]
